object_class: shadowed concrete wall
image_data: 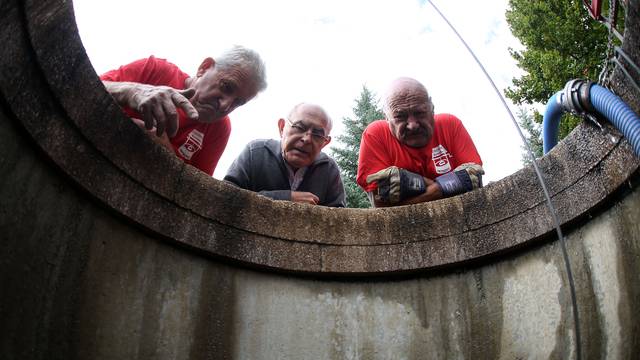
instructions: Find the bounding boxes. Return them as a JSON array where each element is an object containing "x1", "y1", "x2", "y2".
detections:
[{"x1": 1, "y1": 0, "x2": 639, "y2": 359}]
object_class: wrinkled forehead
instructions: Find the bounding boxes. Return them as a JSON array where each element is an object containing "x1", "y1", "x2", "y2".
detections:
[
  {"x1": 290, "y1": 105, "x2": 331, "y2": 129},
  {"x1": 385, "y1": 81, "x2": 431, "y2": 112},
  {"x1": 216, "y1": 65, "x2": 260, "y2": 94}
]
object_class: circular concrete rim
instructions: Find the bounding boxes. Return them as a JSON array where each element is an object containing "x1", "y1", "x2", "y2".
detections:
[{"x1": 2, "y1": 0, "x2": 639, "y2": 275}]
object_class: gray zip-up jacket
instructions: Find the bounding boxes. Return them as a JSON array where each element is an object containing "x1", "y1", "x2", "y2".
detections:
[{"x1": 224, "y1": 139, "x2": 346, "y2": 207}]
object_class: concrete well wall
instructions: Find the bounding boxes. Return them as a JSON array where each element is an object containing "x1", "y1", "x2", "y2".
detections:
[{"x1": 1, "y1": 0, "x2": 639, "y2": 359}]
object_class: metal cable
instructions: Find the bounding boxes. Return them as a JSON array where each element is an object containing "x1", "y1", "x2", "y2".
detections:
[{"x1": 426, "y1": 1, "x2": 582, "y2": 359}]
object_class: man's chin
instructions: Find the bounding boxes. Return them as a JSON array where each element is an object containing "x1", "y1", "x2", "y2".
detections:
[
  {"x1": 284, "y1": 152, "x2": 312, "y2": 168},
  {"x1": 192, "y1": 106, "x2": 224, "y2": 122}
]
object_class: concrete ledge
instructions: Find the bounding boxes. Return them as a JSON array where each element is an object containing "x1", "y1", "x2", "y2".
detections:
[{"x1": 1, "y1": 0, "x2": 639, "y2": 275}]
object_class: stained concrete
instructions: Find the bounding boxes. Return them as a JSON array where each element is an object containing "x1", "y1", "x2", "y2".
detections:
[{"x1": 2, "y1": 104, "x2": 640, "y2": 358}]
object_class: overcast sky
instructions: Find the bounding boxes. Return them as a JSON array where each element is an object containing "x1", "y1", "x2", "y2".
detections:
[{"x1": 73, "y1": 0, "x2": 527, "y2": 183}]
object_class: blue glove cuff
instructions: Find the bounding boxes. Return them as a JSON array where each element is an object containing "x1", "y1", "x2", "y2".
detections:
[
  {"x1": 399, "y1": 169, "x2": 426, "y2": 201},
  {"x1": 435, "y1": 170, "x2": 472, "y2": 197}
]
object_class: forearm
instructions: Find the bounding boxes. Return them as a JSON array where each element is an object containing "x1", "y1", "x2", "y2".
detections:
[
  {"x1": 368, "y1": 162, "x2": 484, "y2": 207},
  {"x1": 258, "y1": 189, "x2": 292, "y2": 201},
  {"x1": 395, "y1": 182, "x2": 443, "y2": 205},
  {"x1": 371, "y1": 182, "x2": 443, "y2": 207},
  {"x1": 102, "y1": 80, "x2": 141, "y2": 109},
  {"x1": 104, "y1": 81, "x2": 193, "y2": 138}
]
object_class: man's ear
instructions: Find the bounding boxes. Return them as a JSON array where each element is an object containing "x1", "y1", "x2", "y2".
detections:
[
  {"x1": 277, "y1": 118, "x2": 285, "y2": 137},
  {"x1": 320, "y1": 136, "x2": 331, "y2": 149},
  {"x1": 196, "y1": 57, "x2": 215, "y2": 77}
]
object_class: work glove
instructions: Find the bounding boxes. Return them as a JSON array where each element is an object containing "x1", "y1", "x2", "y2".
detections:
[
  {"x1": 366, "y1": 166, "x2": 426, "y2": 204},
  {"x1": 435, "y1": 162, "x2": 484, "y2": 197}
]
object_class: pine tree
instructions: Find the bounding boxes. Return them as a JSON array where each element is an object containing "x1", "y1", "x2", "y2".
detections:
[
  {"x1": 516, "y1": 107, "x2": 543, "y2": 165},
  {"x1": 332, "y1": 86, "x2": 384, "y2": 208}
]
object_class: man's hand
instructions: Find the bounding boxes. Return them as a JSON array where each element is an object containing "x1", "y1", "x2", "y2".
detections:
[
  {"x1": 365, "y1": 166, "x2": 426, "y2": 204},
  {"x1": 130, "y1": 118, "x2": 174, "y2": 152},
  {"x1": 455, "y1": 163, "x2": 484, "y2": 188},
  {"x1": 103, "y1": 81, "x2": 199, "y2": 137},
  {"x1": 133, "y1": 85, "x2": 198, "y2": 137},
  {"x1": 291, "y1": 191, "x2": 320, "y2": 205},
  {"x1": 435, "y1": 162, "x2": 484, "y2": 197}
]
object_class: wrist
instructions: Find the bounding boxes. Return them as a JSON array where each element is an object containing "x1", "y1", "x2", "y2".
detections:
[
  {"x1": 104, "y1": 81, "x2": 144, "y2": 109},
  {"x1": 435, "y1": 170, "x2": 472, "y2": 197}
]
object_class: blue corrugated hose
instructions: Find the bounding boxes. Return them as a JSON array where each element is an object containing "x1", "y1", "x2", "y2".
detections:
[
  {"x1": 543, "y1": 82, "x2": 640, "y2": 156},
  {"x1": 542, "y1": 91, "x2": 564, "y2": 154},
  {"x1": 590, "y1": 84, "x2": 640, "y2": 156}
]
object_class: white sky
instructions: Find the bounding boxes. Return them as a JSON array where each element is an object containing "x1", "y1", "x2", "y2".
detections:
[{"x1": 72, "y1": 0, "x2": 527, "y2": 183}]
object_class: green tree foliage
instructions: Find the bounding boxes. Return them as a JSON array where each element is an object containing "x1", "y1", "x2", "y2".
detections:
[
  {"x1": 516, "y1": 107, "x2": 543, "y2": 165},
  {"x1": 505, "y1": 0, "x2": 610, "y2": 143},
  {"x1": 332, "y1": 86, "x2": 384, "y2": 208}
]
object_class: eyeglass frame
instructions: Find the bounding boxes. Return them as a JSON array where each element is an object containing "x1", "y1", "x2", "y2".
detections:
[{"x1": 285, "y1": 118, "x2": 330, "y2": 143}]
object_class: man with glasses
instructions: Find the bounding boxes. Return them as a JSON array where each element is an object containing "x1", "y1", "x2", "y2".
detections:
[
  {"x1": 224, "y1": 103, "x2": 346, "y2": 207},
  {"x1": 357, "y1": 77, "x2": 483, "y2": 207}
]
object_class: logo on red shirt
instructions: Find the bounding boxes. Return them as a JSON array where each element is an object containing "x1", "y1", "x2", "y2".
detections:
[
  {"x1": 178, "y1": 129, "x2": 204, "y2": 160},
  {"x1": 432, "y1": 145, "x2": 452, "y2": 174}
]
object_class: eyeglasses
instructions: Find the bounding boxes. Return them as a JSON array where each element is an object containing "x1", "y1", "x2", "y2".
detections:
[{"x1": 286, "y1": 118, "x2": 329, "y2": 143}]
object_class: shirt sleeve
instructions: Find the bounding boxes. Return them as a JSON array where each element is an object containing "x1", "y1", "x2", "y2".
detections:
[
  {"x1": 447, "y1": 115, "x2": 482, "y2": 167},
  {"x1": 356, "y1": 124, "x2": 391, "y2": 193},
  {"x1": 224, "y1": 140, "x2": 252, "y2": 188},
  {"x1": 191, "y1": 118, "x2": 231, "y2": 176},
  {"x1": 323, "y1": 160, "x2": 347, "y2": 207},
  {"x1": 224, "y1": 143, "x2": 292, "y2": 201},
  {"x1": 100, "y1": 56, "x2": 186, "y2": 89},
  {"x1": 99, "y1": 56, "x2": 173, "y2": 120},
  {"x1": 100, "y1": 57, "x2": 151, "y2": 82},
  {"x1": 257, "y1": 190, "x2": 292, "y2": 201}
]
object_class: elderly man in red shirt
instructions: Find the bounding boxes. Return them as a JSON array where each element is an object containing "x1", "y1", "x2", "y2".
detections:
[
  {"x1": 101, "y1": 45, "x2": 267, "y2": 176},
  {"x1": 357, "y1": 77, "x2": 483, "y2": 207}
]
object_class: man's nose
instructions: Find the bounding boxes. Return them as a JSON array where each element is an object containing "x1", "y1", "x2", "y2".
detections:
[
  {"x1": 300, "y1": 130, "x2": 313, "y2": 142},
  {"x1": 406, "y1": 117, "x2": 420, "y2": 130}
]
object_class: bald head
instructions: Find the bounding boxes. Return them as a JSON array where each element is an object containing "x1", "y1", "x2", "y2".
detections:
[
  {"x1": 279, "y1": 102, "x2": 333, "y2": 169},
  {"x1": 382, "y1": 77, "x2": 435, "y2": 148},
  {"x1": 288, "y1": 102, "x2": 333, "y2": 134},
  {"x1": 383, "y1": 77, "x2": 431, "y2": 116}
]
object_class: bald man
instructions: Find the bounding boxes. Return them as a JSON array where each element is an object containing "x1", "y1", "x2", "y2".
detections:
[
  {"x1": 357, "y1": 77, "x2": 483, "y2": 207},
  {"x1": 224, "y1": 103, "x2": 346, "y2": 207}
]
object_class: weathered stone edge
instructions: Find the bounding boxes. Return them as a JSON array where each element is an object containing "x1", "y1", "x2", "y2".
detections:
[{"x1": 2, "y1": 0, "x2": 636, "y2": 274}]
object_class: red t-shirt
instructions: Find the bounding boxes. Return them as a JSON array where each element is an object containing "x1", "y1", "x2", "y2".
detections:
[
  {"x1": 100, "y1": 56, "x2": 231, "y2": 176},
  {"x1": 357, "y1": 114, "x2": 482, "y2": 192}
]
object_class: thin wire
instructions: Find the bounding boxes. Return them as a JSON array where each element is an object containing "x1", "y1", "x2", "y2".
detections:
[{"x1": 426, "y1": 1, "x2": 582, "y2": 359}]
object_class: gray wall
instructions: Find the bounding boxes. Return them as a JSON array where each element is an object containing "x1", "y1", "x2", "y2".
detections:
[
  {"x1": 2, "y1": 108, "x2": 639, "y2": 358},
  {"x1": 75, "y1": 190, "x2": 640, "y2": 359}
]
